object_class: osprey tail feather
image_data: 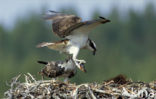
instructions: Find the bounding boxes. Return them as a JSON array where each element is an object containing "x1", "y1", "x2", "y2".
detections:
[{"x1": 37, "y1": 61, "x2": 48, "y2": 65}]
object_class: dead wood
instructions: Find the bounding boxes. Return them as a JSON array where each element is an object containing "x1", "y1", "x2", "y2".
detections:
[{"x1": 4, "y1": 73, "x2": 156, "y2": 99}]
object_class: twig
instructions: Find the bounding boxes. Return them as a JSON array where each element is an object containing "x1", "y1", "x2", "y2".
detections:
[
  {"x1": 88, "y1": 86, "x2": 97, "y2": 99},
  {"x1": 27, "y1": 73, "x2": 36, "y2": 83}
]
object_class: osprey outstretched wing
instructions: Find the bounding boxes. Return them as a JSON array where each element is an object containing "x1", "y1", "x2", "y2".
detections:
[{"x1": 44, "y1": 11, "x2": 110, "y2": 38}]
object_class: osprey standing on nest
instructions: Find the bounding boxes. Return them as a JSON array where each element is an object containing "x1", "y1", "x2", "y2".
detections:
[
  {"x1": 38, "y1": 58, "x2": 86, "y2": 82},
  {"x1": 37, "y1": 11, "x2": 110, "y2": 67}
]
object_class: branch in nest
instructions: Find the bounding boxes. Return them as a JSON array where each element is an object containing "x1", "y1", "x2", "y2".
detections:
[{"x1": 4, "y1": 74, "x2": 156, "y2": 99}]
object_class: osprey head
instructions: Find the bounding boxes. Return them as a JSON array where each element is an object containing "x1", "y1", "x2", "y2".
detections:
[{"x1": 77, "y1": 62, "x2": 87, "y2": 73}]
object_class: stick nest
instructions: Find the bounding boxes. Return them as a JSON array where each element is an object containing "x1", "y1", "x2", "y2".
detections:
[{"x1": 4, "y1": 73, "x2": 156, "y2": 99}]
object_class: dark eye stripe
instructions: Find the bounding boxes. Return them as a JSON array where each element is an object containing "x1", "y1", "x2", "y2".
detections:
[{"x1": 89, "y1": 40, "x2": 96, "y2": 50}]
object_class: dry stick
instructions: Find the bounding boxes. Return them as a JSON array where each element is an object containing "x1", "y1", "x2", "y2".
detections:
[
  {"x1": 92, "y1": 89, "x2": 106, "y2": 93},
  {"x1": 5, "y1": 74, "x2": 21, "y2": 98},
  {"x1": 72, "y1": 83, "x2": 97, "y2": 99},
  {"x1": 122, "y1": 87, "x2": 137, "y2": 98},
  {"x1": 88, "y1": 85, "x2": 97, "y2": 99},
  {"x1": 24, "y1": 74, "x2": 30, "y2": 84},
  {"x1": 72, "y1": 84, "x2": 89, "y2": 99},
  {"x1": 27, "y1": 73, "x2": 36, "y2": 83},
  {"x1": 10, "y1": 74, "x2": 21, "y2": 88}
]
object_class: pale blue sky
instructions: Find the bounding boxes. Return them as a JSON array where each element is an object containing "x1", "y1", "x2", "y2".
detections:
[{"x1": 0, "y1": 0, "x2": 155, "y2": 28}]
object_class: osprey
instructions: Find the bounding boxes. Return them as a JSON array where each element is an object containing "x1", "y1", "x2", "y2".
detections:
[
  {"x1": 37, "y1": 11, "x2": 110, "y2": 66},
  {"x1": 38, "y1": 59, "x2": 86, "y2": 82}
]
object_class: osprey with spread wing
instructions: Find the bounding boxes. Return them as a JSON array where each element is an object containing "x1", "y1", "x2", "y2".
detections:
[{"x1": 37, "y1": 11, "x2": 110, "y2": 68}]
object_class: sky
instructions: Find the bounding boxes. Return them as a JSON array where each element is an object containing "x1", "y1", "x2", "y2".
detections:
[{"x1": 0, "y1": 0, "x2": 155, "y2": 28}]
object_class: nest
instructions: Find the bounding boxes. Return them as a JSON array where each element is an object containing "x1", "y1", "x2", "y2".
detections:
[{"x1": 4, "y1": 73, "x2": 156, "y2": 99}]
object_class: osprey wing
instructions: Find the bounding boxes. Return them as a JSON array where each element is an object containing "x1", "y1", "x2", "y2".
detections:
[
  {"x1": 65, "y1": 16, "x2": 111, "y2": 37},
  {"x1": 44, "y1": 10, "x2": 82, "y2": 38}
]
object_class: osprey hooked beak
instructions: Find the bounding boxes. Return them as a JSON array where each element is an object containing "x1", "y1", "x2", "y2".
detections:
[{"x1": 79, "y1": 63, "x2": 87, "y2": 73}]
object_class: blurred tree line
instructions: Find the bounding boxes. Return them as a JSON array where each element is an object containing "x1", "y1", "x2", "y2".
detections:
[{"x1": 0, "y1": 4, "x2": 156, "y2": 97}]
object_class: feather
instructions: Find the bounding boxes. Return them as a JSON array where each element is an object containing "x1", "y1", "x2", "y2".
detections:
[{"x1": 37, "y1": 61, "x2": 48, "y2": 65}]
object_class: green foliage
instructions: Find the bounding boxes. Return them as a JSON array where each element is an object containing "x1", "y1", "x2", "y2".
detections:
[{"x1": 0, "y1": 4, "x2": 156, "y2": 97}]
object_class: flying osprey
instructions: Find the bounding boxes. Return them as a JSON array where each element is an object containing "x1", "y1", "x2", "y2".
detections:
[
  {"x1": 38, "y1": 58, "x2": 86, "y2": 82},
  {"x1": 37, "y1": 11, "x2": 110, "y2": 65}
]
